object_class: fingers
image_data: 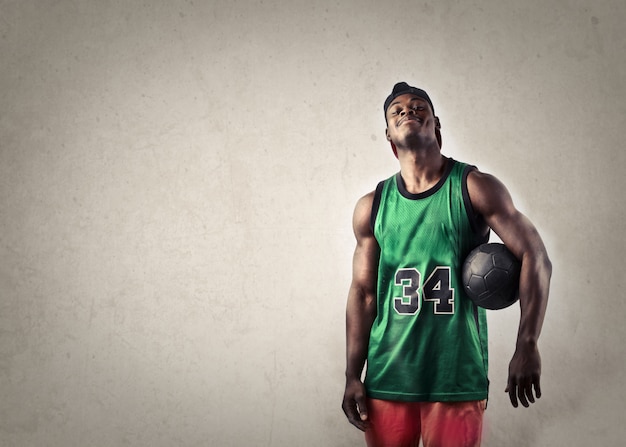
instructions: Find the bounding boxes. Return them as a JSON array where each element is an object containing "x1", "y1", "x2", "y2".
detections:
[
  {"x1": 506, "y1": 379, "x2": 519, "y2": 408},
  {"x1": 534, "y1": 378, "x2": 542, "y2": 399},
  {"x1": 342, "y1": 394, "x2": 369, "y2": 431},
  {"x1": 343, "y1": 404, "x2": 369, "y2": 431},
  {"x1": 356, "y1": 399, "x2": 369, "y2": 431},
  {"x1": 506, "y1": 374, "x2": 541, "y2": 408}
]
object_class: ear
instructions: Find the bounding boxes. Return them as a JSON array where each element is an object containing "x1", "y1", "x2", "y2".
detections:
[
  {"x1": 385, "y1": 128, "x2": 398, "y2": 158},
  {"x1": 434, "y1": 117, "x2": 442, "y2": 148}
]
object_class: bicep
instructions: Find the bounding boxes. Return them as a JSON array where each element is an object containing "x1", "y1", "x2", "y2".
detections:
[
  {"x1": 468, "y1": 171, "x2": 546, "y2": 260},
  {"x1": 351, "y1": 194, "x2": 380, "y2": 297}
]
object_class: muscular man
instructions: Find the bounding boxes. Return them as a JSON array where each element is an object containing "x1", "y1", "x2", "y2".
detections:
[{"x1": 342, "y1": 82, "x2": 551, "y2": 447}]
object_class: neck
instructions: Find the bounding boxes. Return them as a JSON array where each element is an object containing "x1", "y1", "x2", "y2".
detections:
[{"x1": 397, "y1": 148, "x2": 448, "y2": 194}]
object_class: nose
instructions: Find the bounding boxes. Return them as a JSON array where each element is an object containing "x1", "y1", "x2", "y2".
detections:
[{"x1": 400, "y1": 107, "x2": 415, "y2": 117}]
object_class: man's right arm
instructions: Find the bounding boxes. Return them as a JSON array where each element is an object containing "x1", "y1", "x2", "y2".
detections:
[{"x1": 341, "y1": 192, "x2": 379, "y2": 431}]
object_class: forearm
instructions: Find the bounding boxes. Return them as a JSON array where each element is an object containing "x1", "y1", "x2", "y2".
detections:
[
  {"x1": 516, "y1": 250, "x2": 552, "y2": 346},
  {"x1": 345, "y1": 288, "x2": 376, "y2": 381}
]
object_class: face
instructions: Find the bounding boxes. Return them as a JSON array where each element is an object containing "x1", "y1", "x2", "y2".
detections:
[{"x1": 385, "y1": 94, "x2": 439, "y2": 148}]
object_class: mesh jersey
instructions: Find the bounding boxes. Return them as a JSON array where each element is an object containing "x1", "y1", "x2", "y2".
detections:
[{"x1": 365, "y1": 159, "x2": 490, "y2": 402}]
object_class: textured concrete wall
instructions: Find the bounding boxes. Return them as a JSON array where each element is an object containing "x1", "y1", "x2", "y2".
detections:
[{"x1": 1, "y1": 0, "x2": 625, "y2": 446}]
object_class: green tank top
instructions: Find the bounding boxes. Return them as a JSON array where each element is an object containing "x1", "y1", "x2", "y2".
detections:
[{"x1": 365, "y1": 159, "x2": 489, "y2": 402}]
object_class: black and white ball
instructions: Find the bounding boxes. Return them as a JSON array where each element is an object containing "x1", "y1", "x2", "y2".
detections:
[{"x1": 462, "y1": 243, "x2": 521, "y2": 310}]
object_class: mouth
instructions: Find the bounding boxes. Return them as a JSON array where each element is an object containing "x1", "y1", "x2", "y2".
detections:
[{"x1": 397, "y1": 116, "x2": 422, "y2": 127}]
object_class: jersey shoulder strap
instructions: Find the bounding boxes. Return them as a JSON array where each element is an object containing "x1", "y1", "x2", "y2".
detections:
[
  {"x1": 460, "y1": 163, "x2": 489, "y2": 239},
  {"x1": 370, "y1": 180, "x2": 386, "y2": 234}
]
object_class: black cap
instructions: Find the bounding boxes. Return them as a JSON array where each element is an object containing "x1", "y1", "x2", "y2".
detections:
[{"x1": 384, "y1": 82, "x2": 435, "y2": 120}]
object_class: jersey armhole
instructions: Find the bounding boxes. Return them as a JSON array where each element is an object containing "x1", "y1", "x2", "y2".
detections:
[
  {"x1": 462, "y1": 165, "x2": 489, "y2": 241},
  {"x1": 370, "y1": 181, "x2": 385, "y2": 234}
]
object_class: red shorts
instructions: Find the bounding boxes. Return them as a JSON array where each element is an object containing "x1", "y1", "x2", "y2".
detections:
[{"x1": 364, "y1": 398, "x2": 486, "y2": 447}]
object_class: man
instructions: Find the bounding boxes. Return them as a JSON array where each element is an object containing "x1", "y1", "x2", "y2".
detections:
[{"x1": 342, "y1": 82, "x2": 551, "y2": 447}]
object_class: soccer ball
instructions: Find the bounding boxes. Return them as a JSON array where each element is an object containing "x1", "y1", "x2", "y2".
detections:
[{"x1": 462, "y1": 243, "x2": 521, "y2": 310}]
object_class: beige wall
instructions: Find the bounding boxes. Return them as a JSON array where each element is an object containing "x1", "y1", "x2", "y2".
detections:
[{"x1": 1, "y1": 0, "x2": 625, "y2": 445}]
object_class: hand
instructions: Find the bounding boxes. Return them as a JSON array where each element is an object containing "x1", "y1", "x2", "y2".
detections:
[
  {"x1": 506, "y1": 342, "x2": 542, "y2": 408},
  {"x1": 342, "y1": 378, "x2": 370, "y2": 431}
]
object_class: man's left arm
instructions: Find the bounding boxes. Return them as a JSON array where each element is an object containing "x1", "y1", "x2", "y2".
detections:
[{"x1": 468, "y1": 170, "x2": 552, "y2": 408}]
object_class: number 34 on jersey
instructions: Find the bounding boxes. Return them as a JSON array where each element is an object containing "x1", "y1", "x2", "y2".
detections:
[{"x1": 394, "y1": 267, "x2": 455, "y2": 315}]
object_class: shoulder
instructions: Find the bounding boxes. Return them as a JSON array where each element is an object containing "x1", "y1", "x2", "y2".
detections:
[
  {"x1": 467, "y1": 169, "x2": 516, "y2": 218},
  {"x1": 353, "y1": 191, "x2": 376, "y2": 239},
  {"x1": 353, "y1": 174, "x2": 390, "y2": 237},
  {"x1": 466, "y1": 169, "x2": 502, "y2": 192}
]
